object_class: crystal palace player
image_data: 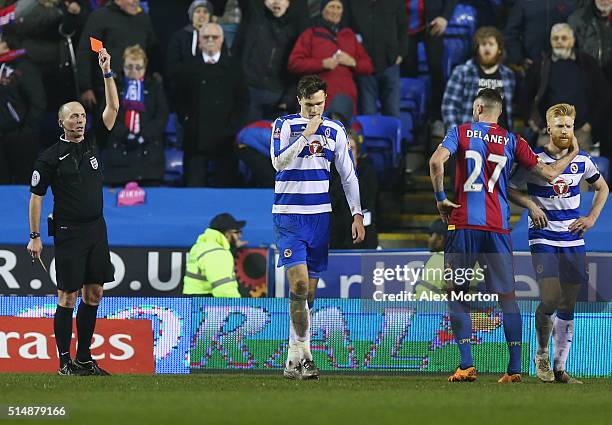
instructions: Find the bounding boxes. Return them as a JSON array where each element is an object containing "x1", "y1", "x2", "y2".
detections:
[
  {"x1": 509, "y1": 104, "x2": 608, "y2": 384},
  {"x1": 429, "y1": 89, "x2": 579, "y2": 383}
]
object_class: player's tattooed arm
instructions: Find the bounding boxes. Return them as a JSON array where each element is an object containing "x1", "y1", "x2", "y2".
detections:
[
  {"x1": 531, "y1": 136, "x2": 579, "y2": 182},
  {"x1": 429, "y1": 145, "x2": 450, "y2": 192},
  {"x1": 429, "y1": 145, "x2": 460, "y2": 222}
]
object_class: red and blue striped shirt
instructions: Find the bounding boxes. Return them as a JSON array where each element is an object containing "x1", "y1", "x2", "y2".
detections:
[{"x1": 441, "y1": 122, "x2": 539, "y2": 234}]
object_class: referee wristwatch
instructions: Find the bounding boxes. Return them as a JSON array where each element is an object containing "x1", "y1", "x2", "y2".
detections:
[{"x1": 29, "y1": 232, "x2": 40, "y2": 239}]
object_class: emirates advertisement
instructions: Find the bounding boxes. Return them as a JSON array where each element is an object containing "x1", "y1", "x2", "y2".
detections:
[{"x1": 0, "y1": 317, "x2": 154, "y2": 374}]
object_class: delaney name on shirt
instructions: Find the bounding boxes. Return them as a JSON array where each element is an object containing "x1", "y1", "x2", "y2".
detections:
[{"x1": 466, "y1": 129, "x2": 510, "y2": 145}]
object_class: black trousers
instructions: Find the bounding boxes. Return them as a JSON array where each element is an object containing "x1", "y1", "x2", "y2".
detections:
[{"x1": 401, "y1": 30, "x2": 445, "y2": 121}]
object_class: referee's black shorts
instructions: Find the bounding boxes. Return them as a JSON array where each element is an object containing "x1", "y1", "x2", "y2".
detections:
[{"x1": 53, "y1": 217, "x2": 114, "y2": 293}]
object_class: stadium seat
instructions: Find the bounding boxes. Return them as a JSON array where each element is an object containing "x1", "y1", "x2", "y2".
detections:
[
  {"x1": 353, "y1": 115, "x2": 402, "y2": 180},
  {"x1": 164, "y1": 113, "x2": 178, "y2": 146},
  {"x1": 164, "y1": 148, "x2": 183, "y2": 185},
  {"x1": 400, "y1": 78, "x2": 427, "y2": 120},
  {"x1": 418, "y1": 42, "x2": 429, "y2": 74},
  {"x1": 447, "y1": 3, "x2": 477, "y2": 36},
  {"x1": 443, "y1": 37, "x2": 470, "y2": 81},
  {"x1": 442, "y1": 3, "x2": 477, "y2": 80}
]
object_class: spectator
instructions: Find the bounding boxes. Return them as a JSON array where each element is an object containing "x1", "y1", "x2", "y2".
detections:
[
  {"x1": 521, "y1": 23, "x2": 611, "y2": 150},
  {"x1": 0, "y1": 32, "x2": 46, "y2": 184},
  {"x1": 232, "y1": 0, "x2": 308, "y2": 122},
  {"x1": 165, "y1": 1, "x2": 212, "y2": 84},
  {"x1": 401, "y1": 0, "x2": 458, "y2": 138},
  {"x1": 236, "y1": 120, "x2": 276, "y2": 188},
  {"x1": 569, "y1": 0, "x2": 612, "y2": 159},
  {"x1": 346, "y1": 0, "x2": 408, "y2": 117},
  {"x1": 176, "y1": 23, "x2": 247, "y2": 187},
  {"x1": 214, "y1": 0, "x2": 241, "y2": 49},
  {"x1": 76, "y1": 0, "x2": 157, "y2": 113},
  {"x1": 183, "y1": 212, "x2": 246, "y2": 297},
  {"x1": 288, "y1": 0, "x2": 373, "y2": 116},
  {"x1": 330, "y1": 129, "x2": 378, "y2": 249},
  {"x1": 504, "y1": 0, "x2": 577, "y2": 73},
  {"x1": 442, "y1": 26, "x2": 515, "y2": 131},
  {"x1": 569, "y1": 0, "x2": 612, "y2": 75},
  {"x1": 104, "y1": 45, "x2": 168, "y2": 186},
  {"x1": 8, "y1": 0, "x2": 90, "y2": 111}
]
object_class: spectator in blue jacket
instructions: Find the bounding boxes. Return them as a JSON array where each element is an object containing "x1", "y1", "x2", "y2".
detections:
[{"x1": 442, "y1": 26, "x2": 515, "y2": 131}]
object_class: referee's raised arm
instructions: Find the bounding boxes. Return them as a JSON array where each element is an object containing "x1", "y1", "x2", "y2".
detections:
[{"x1": 98, "y1": 48, "x2": 119, "y2": 130}]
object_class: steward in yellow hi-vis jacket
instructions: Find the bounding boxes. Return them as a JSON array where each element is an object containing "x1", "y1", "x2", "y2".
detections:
[{"x1": 183, "y1": 213, "x2": 246, "y2": 297}]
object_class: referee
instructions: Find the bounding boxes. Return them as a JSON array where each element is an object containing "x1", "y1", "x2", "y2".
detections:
[{"x1": 27, "y1": 48, "x2": 119, "y2": 376}]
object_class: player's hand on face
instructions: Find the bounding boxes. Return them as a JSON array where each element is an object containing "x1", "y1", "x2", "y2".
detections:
[
  {"x1": 569, "y1": 215, "x2": 595, "y2": 236},
  {"x1": 436, "y1": 199, "x2": 461, "y2": 223},
  {"x1": 27, "y1": 238, "x2": 42, "y2": 259},
  {"x1": 98, "y1": 48, "x2": 111, "y2": 73},
  {"x1": 568, "y1": 135, "x2": 579, "y2": 153},
  {"x1": 528, "y1": 206, "x2": 548, "y2": 229},
  {"x1": 352, "y1": 214, "x2": 365, "y2": 244},
  {"x1": 304, "y1": 115, "x2": 323, "y2": 137}
]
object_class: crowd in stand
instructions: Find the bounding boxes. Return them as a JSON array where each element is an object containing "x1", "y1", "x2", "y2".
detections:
[{"x1": 0, "y1": 0, "x2": 610, "y2": 192}]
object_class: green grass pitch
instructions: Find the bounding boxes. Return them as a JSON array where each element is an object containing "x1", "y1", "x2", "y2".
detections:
[{"x1": 1, "y1": 374, "x2": 611, "y2": 425}]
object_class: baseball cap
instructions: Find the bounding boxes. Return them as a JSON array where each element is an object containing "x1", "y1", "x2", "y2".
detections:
[
  {"x1": 429, "y1": 219, "x2": 448, "y2": 236},
  {"x1": 209, "y1": 213, "x2": 246, "y2": 232}
]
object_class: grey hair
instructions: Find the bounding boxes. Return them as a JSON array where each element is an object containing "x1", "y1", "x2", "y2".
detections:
[{"x1": 550, "y1": 23, "x2": 574, "y2": 38}]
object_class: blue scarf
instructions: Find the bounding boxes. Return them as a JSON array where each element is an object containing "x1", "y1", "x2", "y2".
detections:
[{"x1": 123, "y1": 77, "x2": 145, "y2": 134}]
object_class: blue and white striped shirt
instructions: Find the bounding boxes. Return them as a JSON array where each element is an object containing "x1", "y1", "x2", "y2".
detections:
[
  {"x1": 270, "y1": 114, "x2": 361, "y2": 215},
  {"x1": 510, "y1": 148, "x2": 600, "y2": 247}
]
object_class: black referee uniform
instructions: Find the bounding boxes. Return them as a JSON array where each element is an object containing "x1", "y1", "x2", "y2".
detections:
[{"x1": 30, "y1": 130, "x2": 114, "y2": 291}]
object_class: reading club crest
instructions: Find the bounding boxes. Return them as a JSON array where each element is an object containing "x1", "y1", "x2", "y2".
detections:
[
  {"x1": 90, "y1": 156, "x2": 99, "y2": 170},
  {"x1": 570, "y1": 163, "x2": 578, "y2": 174}
]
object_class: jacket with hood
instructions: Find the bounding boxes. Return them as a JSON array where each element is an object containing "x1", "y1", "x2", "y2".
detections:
[
  {"x1": 288, "y1": 18, "x2": 373, "y2": 113},
  {"x1": 183, "y1": 228, "x2": 241, "y2": 297}
]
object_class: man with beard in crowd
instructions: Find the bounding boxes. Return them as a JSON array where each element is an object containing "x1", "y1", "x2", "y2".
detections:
[{"x1": 442, "y1": 26, "x2": 516, "y2": 132}]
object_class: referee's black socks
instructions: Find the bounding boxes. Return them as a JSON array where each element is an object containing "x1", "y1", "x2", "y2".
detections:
[
  {"x1": 76, "y1": 302, "x2": 99, "y2": 362},
  {"x1": 54, "y1": 305, "x2": 74, "y2": 367}
]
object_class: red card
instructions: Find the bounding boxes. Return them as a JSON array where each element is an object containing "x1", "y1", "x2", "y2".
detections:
[{"x1": 90, "y1": 37, "x2": 104, "y2": 53}]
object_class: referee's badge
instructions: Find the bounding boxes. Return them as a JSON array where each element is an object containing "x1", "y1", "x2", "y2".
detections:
[
  {"x1": 90, "y1": 156, "x2": 99, "y2": 170},
  {"x1": 31, "y1": 170, "x2": 40, "y2": 187},
  {"x1": 284, "y1": 249, "x2": 292, "y2": 258},
  {"x1": 570, "y1": 163, "x2": 578, "y2": 174}
]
